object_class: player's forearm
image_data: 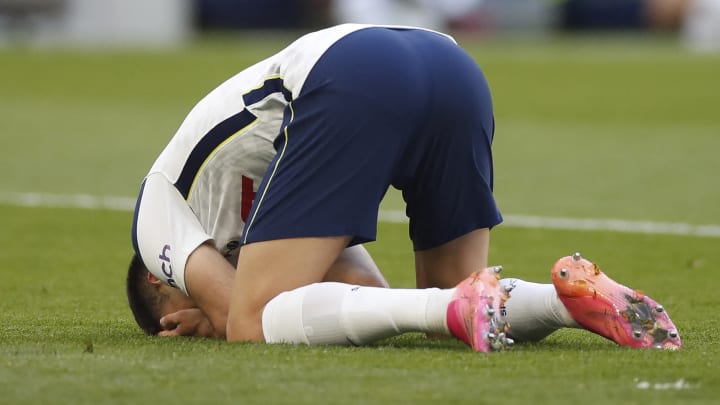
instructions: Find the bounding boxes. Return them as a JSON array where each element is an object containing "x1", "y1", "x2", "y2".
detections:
[{"x1": 184, "y1": 242, "x2": 234, "y2": 339}]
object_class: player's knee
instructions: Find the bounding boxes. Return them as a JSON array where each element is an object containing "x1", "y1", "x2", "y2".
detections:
[{"x1": 226, "y1": 309, "x2": 265, "y2": 342}]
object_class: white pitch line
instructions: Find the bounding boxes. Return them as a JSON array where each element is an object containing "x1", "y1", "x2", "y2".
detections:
[
  {"x1": 0, "y1": 191, "x2": 136, "y2": 212},
  {"x1": 378, "y1": 210, "x2": 720, "y2": 238},
  {"x1": 499, "y1": 214, "x2": 720, "y2": 238},
  {"x1": 2, "y1": 191, "x2": 720, "y2": 238}
]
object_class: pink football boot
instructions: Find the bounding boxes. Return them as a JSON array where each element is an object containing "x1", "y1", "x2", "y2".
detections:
[
  {"x1": 447, "y1": 266, "x2": 513, "y2": 352},
  {"x1": 551, "y1": 252, "x2": 682, "y2": 350}
]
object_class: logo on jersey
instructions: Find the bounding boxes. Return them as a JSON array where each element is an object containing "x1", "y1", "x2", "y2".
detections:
[
  {"x1": 158, "y1": 244, "x2": 179, "y2": 289},
  {"x1": 219, "y1": 237, "x2": 240, "y2": 267},
  {"x1": 221, "y1": 239, "x2": 241, "y2": 263},
  {"x1": 241, "y1": 175, "x2": 256, "y2": 222}
]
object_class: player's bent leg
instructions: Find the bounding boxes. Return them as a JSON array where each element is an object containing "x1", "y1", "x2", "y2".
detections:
[
  {"x1": 551, "y1": 252, "x2": 682, "y2": 350},
  {"x1": 227, "y1": 236, "x2": 352, "y2": 342},
  {"x1": 261, "y1": 275, "x2": 511, "y2": 352},
  {"x1": 446, "y1": 266, "x2": 513, "y2": 352}
]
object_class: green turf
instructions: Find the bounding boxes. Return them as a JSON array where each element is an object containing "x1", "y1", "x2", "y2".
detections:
[
  {"x1": 1, "y1": 33, "x2": 719, "y2": 404},
  {"x1": 1, "y1": 205, "x2": 718, "y2": 404}
]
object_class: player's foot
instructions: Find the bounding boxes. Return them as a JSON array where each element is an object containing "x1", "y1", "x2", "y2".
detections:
[
  {"x1": 447, "y1": 266, "x2": 513, "y2": 352},
  {"x1": 551, "y1": 252, "x2": 682, "y2": 350}
]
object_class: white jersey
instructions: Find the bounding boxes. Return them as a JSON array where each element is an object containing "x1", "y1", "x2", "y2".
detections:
[{"x1": 132, "y1": 24, "x2": 454, "y2": 294}]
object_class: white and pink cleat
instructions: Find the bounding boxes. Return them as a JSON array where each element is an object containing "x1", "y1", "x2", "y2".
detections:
[
  {"x1": 551, "y1": 252, "x2": 682, "y2": 350},
  {"x1": 447, "y1": 266, "x2": 513, "y2": 352}
]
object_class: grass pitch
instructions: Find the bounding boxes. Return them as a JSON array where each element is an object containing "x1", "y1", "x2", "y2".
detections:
[{"x1": 1, "y1": 32, "x2": 719, "y2": 404}]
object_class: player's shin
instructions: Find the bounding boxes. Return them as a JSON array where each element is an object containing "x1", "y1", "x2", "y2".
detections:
[{"x1": 261, "y1": 282, "x2": 453, "y2": 345}]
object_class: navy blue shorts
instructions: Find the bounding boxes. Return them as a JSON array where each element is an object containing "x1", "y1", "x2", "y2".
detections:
[{"x1": 242, "y1": 27, "x2": 502, "y2": 250}]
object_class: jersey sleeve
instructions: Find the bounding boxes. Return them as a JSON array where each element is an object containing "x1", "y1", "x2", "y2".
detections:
[{"x1": 131, "y1": 172, "x2": 212, "y2": 295}]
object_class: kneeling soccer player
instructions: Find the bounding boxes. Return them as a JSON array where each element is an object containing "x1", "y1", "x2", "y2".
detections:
[{"x1": 128, "y1": 24, "x2": 681, "y2": 351}]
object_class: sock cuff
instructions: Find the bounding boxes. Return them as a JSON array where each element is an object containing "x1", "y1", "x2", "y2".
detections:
[
  {"x1": 262, "y1": 286, "x2": 312, "y2": 344},
  {"x1": 426, "y1": 288, "x2": 454, "y2": 334}
]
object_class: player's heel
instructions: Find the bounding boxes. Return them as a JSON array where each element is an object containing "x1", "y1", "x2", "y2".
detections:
[{"x1": 447, "y1": 266, "x2": 513, "y2": 352}]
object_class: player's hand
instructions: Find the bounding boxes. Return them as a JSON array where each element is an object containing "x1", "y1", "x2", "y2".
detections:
[{"x1": 159, "y1": 308, "x2": 218, "y2": 338}]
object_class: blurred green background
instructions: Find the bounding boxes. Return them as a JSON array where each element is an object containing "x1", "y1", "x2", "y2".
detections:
[{"x1": 2, "y1": 35, "x2": 718, "y2": 225}]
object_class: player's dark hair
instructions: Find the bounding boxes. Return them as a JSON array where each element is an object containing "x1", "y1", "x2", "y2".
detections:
[{"x1": 126, "y1": 254, "x2": 165, "y2": 335}]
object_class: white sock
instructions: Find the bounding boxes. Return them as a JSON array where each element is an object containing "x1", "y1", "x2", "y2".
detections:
[
  {"x1": 261, "y1": 282, "x2": 455, "y2": 345},
  {"x1": 499, "y1": 278, "x2": 579, "y2": 342}
]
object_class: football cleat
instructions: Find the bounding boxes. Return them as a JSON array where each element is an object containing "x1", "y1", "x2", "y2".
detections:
[
  {"x1": 551, "y1": 252, "x2": 682, "y2": 350},
  {"x1": 447, "y1": 267, "x2": 512, "y2": 352}
]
